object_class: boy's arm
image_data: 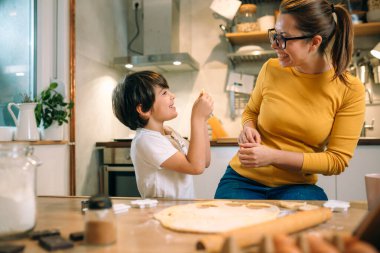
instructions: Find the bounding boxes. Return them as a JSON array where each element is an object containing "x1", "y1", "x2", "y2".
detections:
[
  {"x1": 161, "y1": 92, "x2": 213, "y2": 175},
  {"x1": 161, "y1": 118, "x2": 209, "y2": 175}
]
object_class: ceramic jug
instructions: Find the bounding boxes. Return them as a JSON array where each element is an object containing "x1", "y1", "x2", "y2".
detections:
[{"x1": 7, "y1": 103, "x2": 40, "y2": 141}]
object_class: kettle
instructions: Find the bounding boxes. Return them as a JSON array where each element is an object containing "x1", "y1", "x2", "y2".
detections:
[{"x1": 7, "y1": 103, "x2": 40, "y2": 141}]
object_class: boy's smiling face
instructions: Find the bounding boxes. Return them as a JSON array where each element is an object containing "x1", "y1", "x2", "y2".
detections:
[{"x1": 149, "y1": 86, "x2": 178, "y2": 122}]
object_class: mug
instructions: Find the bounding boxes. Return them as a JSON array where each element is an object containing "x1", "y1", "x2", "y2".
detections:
[
  {"x1": 0, "y1": 126, "x2": 14, "y2": 141},
  {"x1": 365, "y1": 173, "x2": 380, "y2": 211}
]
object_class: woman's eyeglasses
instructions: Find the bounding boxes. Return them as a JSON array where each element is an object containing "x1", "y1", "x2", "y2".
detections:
[{"x1": 268, "y1": 28, "x2": 315, "y2": 49}]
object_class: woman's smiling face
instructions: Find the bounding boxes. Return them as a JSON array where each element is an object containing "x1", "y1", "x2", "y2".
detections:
[{"x1": 271, "y1": 13, "x2": 313, "y2": 68}]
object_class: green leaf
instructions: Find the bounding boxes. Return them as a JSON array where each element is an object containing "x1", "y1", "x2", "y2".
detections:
[
  {"x1": 34, "y1": 82, "x2": 74, "y2": 129},
  {"x1": 49, "y1": 82, "x2": 58, "y2": 90}
]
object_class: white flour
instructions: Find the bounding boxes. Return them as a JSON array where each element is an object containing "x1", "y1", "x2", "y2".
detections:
[{"x1": 0, "y1": 165, "x2": 36, "y2": 236}]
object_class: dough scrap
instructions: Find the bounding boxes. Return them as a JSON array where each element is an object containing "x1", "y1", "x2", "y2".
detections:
[
  {"x1": 278, "y1": 201, "x2": 306, "y2": 210},
  {"x1": 298, "y1": 204, "x2": 320, "y2": 211}
]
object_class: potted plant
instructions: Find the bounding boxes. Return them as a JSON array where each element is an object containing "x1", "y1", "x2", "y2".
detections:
[{"x1": 34, "y1": 82, "x2": 74, "y2": 140}]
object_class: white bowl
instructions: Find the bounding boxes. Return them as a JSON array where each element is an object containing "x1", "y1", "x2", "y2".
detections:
[
  {"x1": 0, "y1": 126, "x2": 15, "y2": 141},
  {"x1": 236, "y1": 45, "x2": 264, "y2": 54},
  {"x1": 367, "y1": 9, "x2": 380, "y2": 22}
]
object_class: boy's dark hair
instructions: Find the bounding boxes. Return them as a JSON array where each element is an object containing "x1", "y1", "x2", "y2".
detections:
[{"x1": 112, "y1": 71, "x2": 169, "y2": 130}]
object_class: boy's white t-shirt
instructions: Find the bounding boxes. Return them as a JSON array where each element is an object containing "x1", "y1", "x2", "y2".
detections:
[{"x1": 130, "y1": 127, "x2": 194, "y2": 199}]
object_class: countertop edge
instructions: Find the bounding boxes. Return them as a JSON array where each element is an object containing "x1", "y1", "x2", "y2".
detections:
[{"x1": 96, "y1": 138, "x2": 380, "y2": 148}]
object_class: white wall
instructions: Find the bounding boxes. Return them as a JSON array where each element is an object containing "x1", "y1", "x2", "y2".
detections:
[
  {"x1": 75, "y1": 0, "x2": 130, "y2": 195},
  {"x1": 34, "y1": 0, "x2": 70, "y2": 196}
]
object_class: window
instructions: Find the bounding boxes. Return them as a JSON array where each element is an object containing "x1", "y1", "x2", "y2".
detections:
[{"x1": 0, "y1": 0, "x2": 36, "y2": 126}]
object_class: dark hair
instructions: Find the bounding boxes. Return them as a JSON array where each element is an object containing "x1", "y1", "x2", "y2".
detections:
[
  {"x1": 112, "y1": 71, "x2": 169, "y2": 130},
  {"x1": 280, "y1": 0, "x2": 353, "y2": 84}
]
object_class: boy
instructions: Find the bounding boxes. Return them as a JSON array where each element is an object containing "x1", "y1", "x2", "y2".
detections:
[{"x1": 112, "y1": 71, "x2": 213, "y2": 199}]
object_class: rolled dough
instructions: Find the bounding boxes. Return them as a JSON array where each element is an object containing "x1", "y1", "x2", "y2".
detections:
[{"x1": 154, "y1": 201, "x2": 280, "y2": 233}]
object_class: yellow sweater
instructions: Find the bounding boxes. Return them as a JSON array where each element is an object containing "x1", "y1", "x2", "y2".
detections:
[{"x1": 230, "y1": 59, "x2": 365, "y2": 187}]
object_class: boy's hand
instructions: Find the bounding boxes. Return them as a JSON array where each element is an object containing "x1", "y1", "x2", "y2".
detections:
[{"x1": 192, "y1": 90, "x2": 214, "y2": 121}]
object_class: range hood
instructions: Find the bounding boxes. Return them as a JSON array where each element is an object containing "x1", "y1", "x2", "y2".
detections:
[
  {"x1": 114, "y1": 53, "x2": 199, "y2": 72},
  {"x1": 114, "y1": 0, "x2": 199, "y2": 72}
]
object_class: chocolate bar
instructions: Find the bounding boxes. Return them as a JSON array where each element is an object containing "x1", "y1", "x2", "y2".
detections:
[
  {"x1": 38, "y1": 235, "x2": 74, "y2": 251},
  {"x1": 69, "y1": 231, "x2": 84, "y2": 241},
  {"x1": 0, "y1": 244, "x2": 25, "y2": 253},
  {"x1": 30, "y1": 229, "x2": 60, "y2": 240}
]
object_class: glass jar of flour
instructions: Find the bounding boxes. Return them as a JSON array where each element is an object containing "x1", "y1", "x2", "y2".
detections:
[
  {"x1": 0, "y1": 143, "x2": 40, "y2": 238},
  {"x1": 235, "y1": 4, "x2": 259, "y2": 32}
]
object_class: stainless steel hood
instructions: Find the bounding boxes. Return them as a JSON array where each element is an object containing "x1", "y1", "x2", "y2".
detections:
[
  {"x1": 115, "y1": 0, "x2": 198, "y2": 72},
  {"x1": 114, "y1": 52, "x2": 199, "y2": 72}
]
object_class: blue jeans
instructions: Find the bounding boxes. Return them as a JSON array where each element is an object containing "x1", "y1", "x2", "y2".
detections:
[{"x1": 214, "y1": 166, "x2": 328, "y2": 200}]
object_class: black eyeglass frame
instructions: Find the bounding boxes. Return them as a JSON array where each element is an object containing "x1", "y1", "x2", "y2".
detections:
[{"x1": 268, "y1": 28, "x2": 316, "y2": 49}]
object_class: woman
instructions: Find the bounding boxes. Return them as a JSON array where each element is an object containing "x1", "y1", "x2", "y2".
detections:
[{"x1": 215, "y1": 0, "x2": 365, "y2": 200}]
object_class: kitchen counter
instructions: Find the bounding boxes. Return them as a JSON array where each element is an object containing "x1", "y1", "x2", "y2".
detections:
[
  {"x1": 96, "y1": 137, "x2": 380, "y2": 148},
  {"x1": 211, "y1": 137, "x2": 380, "y2": 146},
  {"x1": 3, "y1": 196, "x2": 369, "y2": 253}
]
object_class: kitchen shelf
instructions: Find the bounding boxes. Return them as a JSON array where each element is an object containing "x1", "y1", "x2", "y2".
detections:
[
  {"x1": 226, "y1": 31, "x2": 269, "y2": 45},
  {"x1": 228, "y1": 50, "x2": 277, "y2": 64},
  {"x1": 0, "y1": 140, "x2": 69, "y2": 145},
  {"x1": 225, "y1": 22, "x2": 380, "y2": 46}
]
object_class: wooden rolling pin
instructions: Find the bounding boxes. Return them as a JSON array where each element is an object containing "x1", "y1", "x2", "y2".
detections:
[{"x1": 196, "y1": 207, "x2": 332, "y2": 253}]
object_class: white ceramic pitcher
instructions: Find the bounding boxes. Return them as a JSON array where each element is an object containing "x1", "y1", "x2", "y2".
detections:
[{"x1": 7, "y1": 103, "x2": 40, "y2": 141}]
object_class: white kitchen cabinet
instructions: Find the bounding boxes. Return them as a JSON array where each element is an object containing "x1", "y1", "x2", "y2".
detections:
[
  {"x1": 316, "y1": 174, "x2": 337, "y2": 199},
  {"x1": 194, "y1": 146, "x2": 238, "y2": 199},
  {"x1": 34, "y1": 144, "x2": 70, "y2": 196},
  {"x1": 363, "y1": 103, "x2": 380, "y2": 137},
  {"x1": 194, "y1": 144, "x2": 380, "y2": 201},
  {"x1": 336, "y1": 145, "x2": 380, "y2": 201},
  {"x1": 0, "y1": 142, "x2": 70, "y2": 196}
]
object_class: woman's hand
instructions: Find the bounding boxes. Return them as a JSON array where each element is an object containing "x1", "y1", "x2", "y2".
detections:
[
  {"x1": 238, "y1": 142, "x2": 274, "y2": 167},
  {"x1": 238, "y1": 125, "x2": 261, "y2": 144}
]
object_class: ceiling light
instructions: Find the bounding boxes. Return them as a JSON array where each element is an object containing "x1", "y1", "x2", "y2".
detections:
[
  {"x1": 125, "y1": 64, "x2": 133, "y2": 69},
  {"x1": 173, "y1": 61, "x2": 182, "y2": 66}
]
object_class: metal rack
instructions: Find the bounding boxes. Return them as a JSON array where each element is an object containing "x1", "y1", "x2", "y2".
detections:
[
  {"x1": 232, "y1": 91, "x2": 250, "y2": 110},
  {"x1": 224, "y1": 46, "x2": 275, "y2": 119},
  {"x1": 227, "y1": 50, "x2": 276, "y2": 66},
  {"x1": 227, "y1": 88, "x2": 252, "y2": 120},
  {"x1": 220, "y1": 22, "x2": 277, "y2": 119}
]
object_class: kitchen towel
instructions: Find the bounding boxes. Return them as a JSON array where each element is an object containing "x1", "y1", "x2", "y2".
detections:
[
  {"x1": 226, "y1": 72, "x2": 255, "y2": 95},
  {"x1": 210, "y1": 0, "x2": 241, "y2": 20}
]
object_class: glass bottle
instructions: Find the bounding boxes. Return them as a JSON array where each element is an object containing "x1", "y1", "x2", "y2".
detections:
[
  {"x1": 0, "y1": 143, "x2": 39, "y2": 239},
  {"x1": 84, "y1": 194, "x2": 116, "y2": 245},
  {"x1": 235, "y1": 4, "x2": 259, "y2": 32}
]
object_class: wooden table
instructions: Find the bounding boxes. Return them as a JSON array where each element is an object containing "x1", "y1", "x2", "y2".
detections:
[{"x1": 2, "y1": 197, "x2": 369, "y2": 253}]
